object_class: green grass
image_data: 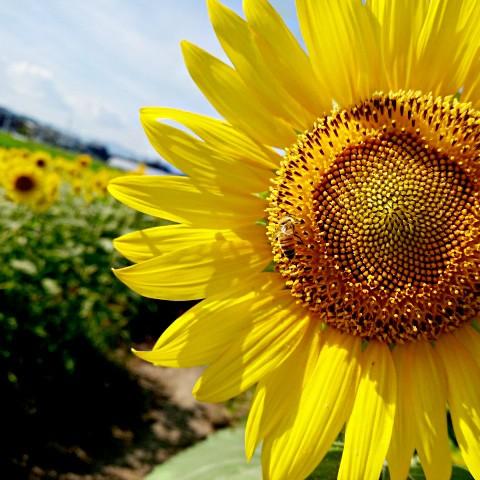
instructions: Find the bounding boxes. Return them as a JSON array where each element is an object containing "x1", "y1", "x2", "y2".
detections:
[
  {"x1": 0, "y1": 130, "x2": 113, "y2": 170},
  {"x1": 0, "y1": 131, "x2": 79, "y2": 160}
]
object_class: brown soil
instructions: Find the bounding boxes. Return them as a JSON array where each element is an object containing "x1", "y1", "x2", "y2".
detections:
[{"x1": 24, "y1": 350, "x2": 246, "y2": 480}]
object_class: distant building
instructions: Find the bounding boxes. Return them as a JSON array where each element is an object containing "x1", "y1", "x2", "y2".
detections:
[{"x1": 0, "y1": 104, "x2": 176, "y2": 173}]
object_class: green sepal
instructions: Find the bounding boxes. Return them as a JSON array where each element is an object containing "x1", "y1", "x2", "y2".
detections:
[
  {"x1": 262, "y1": 260, "x2": 276, "y2": 272},
  {"x1": 307, "y1": 442, "x2": 343, "y2": 479},
  {"x1": 256, "y1": 190, "x2": 270, "y2": 200},
  {"x1": 471, "y1": 318, "x2": 480, "y2": 333}
]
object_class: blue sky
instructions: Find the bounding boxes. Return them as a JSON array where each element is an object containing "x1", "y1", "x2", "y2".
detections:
[{"x1": 0, "y1": 1, "x2": 299, "y2": 157}]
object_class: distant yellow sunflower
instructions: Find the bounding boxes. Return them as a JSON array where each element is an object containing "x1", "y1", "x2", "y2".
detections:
[
  {"x1": 71, "y1": 177, "x2": 84, "y2": 196},
  {"x1": 75, "y1": 154, "x2": 93, "y2": 169},
  {"x1": 91, "y1": 170, "x2": 112, "y2": 197},
  {"x1": 130, "y1": 163, "x2": 147, "y2": 175},
  {"x1": 108, "y1": 1, "x2": 480, "y2": 479},
  {"x1": 31, "y1": 150, "x2": 52, "y2": 170},
  {"x1": 33, "y1": 172, "x2": 61, "y2": 211},
  {"x1": 4, "y1": 162, "x2": 46, "y2": 206}
]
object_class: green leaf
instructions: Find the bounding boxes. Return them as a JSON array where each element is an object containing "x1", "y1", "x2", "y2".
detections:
[
  {"x1": 307, "y1": 442, "x2": 343, "y2": 479},
  {"x1": 33, "y1": 325, "x2": 48, "y2": 338},
  {"x1": 256, "y1": 191, "x2": 270, "y2": 200},
  {"x1": 42, "y1": 278, "x2": 62, "y2": 295},
  {"x1": 145, "y1": 428, "x2": 261, "y2": 480},
  {"x1": 471, "y1": 318, "x2": 480, "y2": 334},
  {"x1": 262, "y1": 260, "x2": 276, "y2": 272},
  {"x1": 10, "y1": 259, "x2": 37, "y2": 275},
  {"x1": 451, "y1": 466, "x2": 474, "y2": 480},
  {"x1": 453, "y1": 90, "x2": 462, "y2": 102},
  {"x1": 406, "y1": 461, "x2": 473, "y2": 480},
  {"x1": 98, "y1": 237, "x2": 114, "y2": 252}
]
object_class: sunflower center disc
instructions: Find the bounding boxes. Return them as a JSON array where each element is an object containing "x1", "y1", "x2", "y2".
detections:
[
  {"x1": 318, "y1": 132, "x2": 471, "y2": 290},
  {"x1": 15, "y1": 175, "x2": 35, "y2": 192},
  {"x1": 268, "y1": 91, "x2": 480, "y2": 343}
]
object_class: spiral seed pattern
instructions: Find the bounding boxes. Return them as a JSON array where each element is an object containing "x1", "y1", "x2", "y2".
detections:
[{"x1": 268, "y1": 91, "x2": 480, "y2": 343}]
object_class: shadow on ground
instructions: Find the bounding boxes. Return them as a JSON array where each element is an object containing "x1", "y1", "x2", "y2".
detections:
[{"x1": 2, "y1": 300, "x2": 236, "y2": 480}]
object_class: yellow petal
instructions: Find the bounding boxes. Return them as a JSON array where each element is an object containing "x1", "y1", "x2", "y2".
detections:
[
  {"x1": 262, "y1": 329, "x2": 361, "y2": 480},
  {"x1": 369, "y1": 0, "x2": 428, "y2": 91},
  {"x1": 113, "y1": 233, "x2": 271, "y2": 300},
  {"x1": 410, "y1": 342, "x2": 451, "y2": 480},
  {"x1": 243, "y1": 0, "x2": 330, "y2": 119},
  {"x1": 193, "y1": 297, "x2": 310, "y2": 402},
  {"x1": 140, "y1": 108, "x2": 271, "y2": 194},
  {"x1": 369, "y1": 0, "x2": 474, "y2": 97},
  {"x1": 455, "y1": 0, "x2": 480, "y2": 101},
  {"x1": 134, "y1": 272, "x2": 285, "y2": 367},
  {"x1": 140, "y1": 107, "x2": 280, "y2": 169},
  {"x1": 246, "y1": 322, "x2": 322, "y2": 461},
  {"x1": 339, "y1": 341, "x2": 396, "y2": 480},
  {"x1": 415, "y1": 0, "x2": 477, "y2": 96},
  {"x1": 108, "y1": 175, "x2": 265, "y2": 228},
  {"x1": 207, "y1": 0, "x2": 312, "y2": 130},
  {"x1": 181, "y1": 41, "x2": 296, "y2": 148},
  {"x1": 437, "y1": 334, "x2": 480, "y2": 478},
  {"x1": 114, "y1": 224, "x2": 265, "y2": 264},
  {"x1": 387, "y1": 345, "x2": 415, "y2": 480},
  {"x1": 464, "y1": 68, "x2": 480, "y2": 110},
  {"x1": 454, "y1": 325, "x2": 480, "y2": 369},
  {"x1": 296, "y1": 0, "x2": 384, "y2": 105},
  {"x1": 245, "y1": 383, "x2": 266, "y2": 460},
  {"x1": 114, "y1": 224, "x2": 211, "y2": 264}
]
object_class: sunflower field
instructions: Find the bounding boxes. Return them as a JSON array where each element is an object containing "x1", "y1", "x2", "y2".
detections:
[{"x1": 0, "y1": 146, "x2": 180, "y2": 476}]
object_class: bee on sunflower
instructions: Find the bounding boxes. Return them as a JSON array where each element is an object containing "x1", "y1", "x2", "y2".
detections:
[{"x1": 109, "y1": 1, "x2": 480, "y2": 479}]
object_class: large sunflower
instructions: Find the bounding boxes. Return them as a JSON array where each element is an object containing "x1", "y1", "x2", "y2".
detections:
[{"x1": 108, "y1": 1, "x2": 480, "y2": 479}]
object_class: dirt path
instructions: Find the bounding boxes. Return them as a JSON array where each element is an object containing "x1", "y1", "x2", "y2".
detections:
[{"x1": 27, "y1": 354, "x2": 241, "y2": 480}]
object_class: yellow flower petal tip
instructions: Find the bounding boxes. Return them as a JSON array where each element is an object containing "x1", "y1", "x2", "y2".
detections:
[
  {"x1": 111, "y1": 267, "x2": 122, "y2": 280},
  {"x1": 131, "y1": 348, "x2": 153, "y2": 362},
  {"x1": 109, "y1": 1, "x2": 480, "y2": 478},
  {"x1": 191, "y1": 383, "x2": 206, "y2": 402}
]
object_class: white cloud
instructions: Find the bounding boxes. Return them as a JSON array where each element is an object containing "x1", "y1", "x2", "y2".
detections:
[
  {"x1": 6, "y1": 61, "x2": 70, "y2": 112},
  {"x1": 65, "y1": 94, "x2": 126, "y2": 130},
  {"x1": 7, "y1": 61, "x2": 51, "y2": 83},
  {"x1": 0, "y1": 1, "x2": 298, "y2": 158}
]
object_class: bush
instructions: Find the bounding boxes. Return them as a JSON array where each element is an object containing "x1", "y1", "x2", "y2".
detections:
[
  {"x1": 0, "y1": 191, "x2": 166, "y2": 469},
  {"x1": 0, "y1": 193, "x2": 153, "y2": 368}
]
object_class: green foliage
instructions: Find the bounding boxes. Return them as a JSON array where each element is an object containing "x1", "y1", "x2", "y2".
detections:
[
  {"x1": 146, "y1": 428, "x2": 262, "y2": 480},
  {"x1": 147, "y1": 427, "x2": 474, "y2": 480},
  {"x1": 0, "y1": 131, "x2": 109, "y2": 170},
  {"x1": 0, "y1": 191, "x2": 154, "y2": 380},
  {"x1": 145, "y1": 428, "x2": 344, "y2": 480},
  {"x1": 308, "y1": 443, "x2": 343, "y2": 479},
  {"x1": 0, "y1": 131, "x2": 78, "y2": 160},
  {"x1": 407, "y1": 462, "x2": 473, "y2": 480}
]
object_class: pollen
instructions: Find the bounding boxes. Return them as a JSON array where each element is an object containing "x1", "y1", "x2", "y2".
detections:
[{"x1": 267, "y1": 90, "x2": 480, "y2": 343}]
